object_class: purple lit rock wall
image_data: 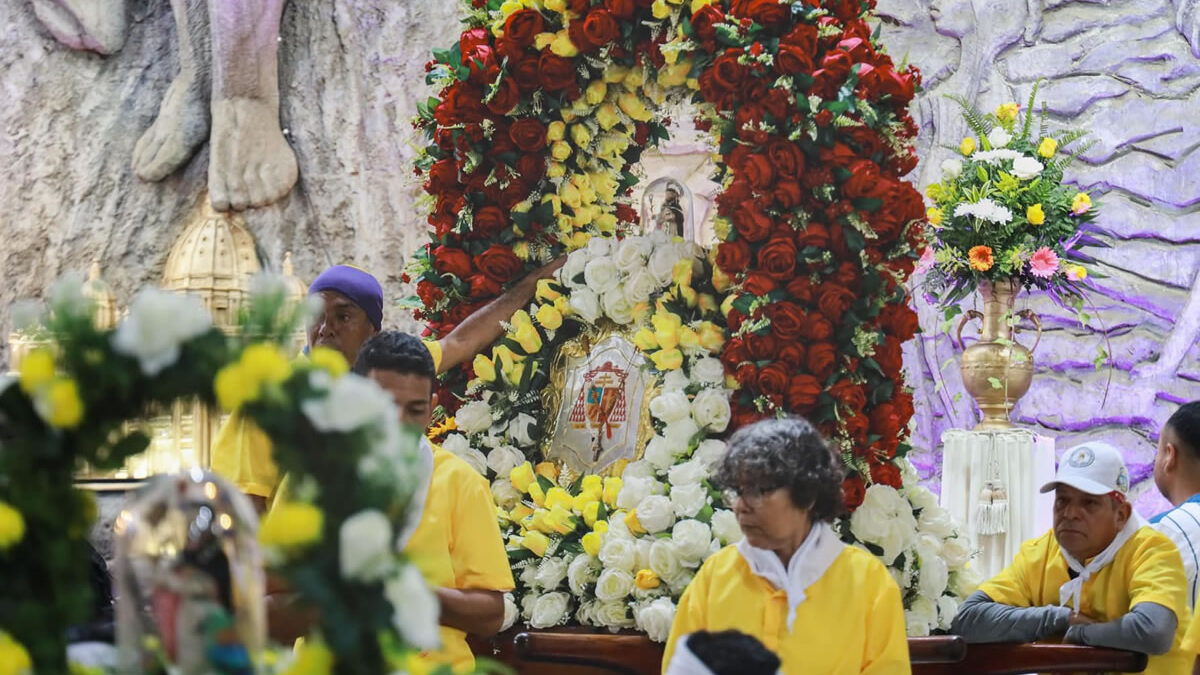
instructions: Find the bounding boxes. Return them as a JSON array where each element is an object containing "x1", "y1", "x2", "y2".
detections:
[{"x1": 877, "y1": 0, "x2": 1200, "y2": 516}]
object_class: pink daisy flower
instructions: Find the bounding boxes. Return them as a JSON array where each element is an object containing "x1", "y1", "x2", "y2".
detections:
[
  {"x1": 916, "y1": 246, "x2": 937, "y2": 274},
  {"x1": 1029, "y1": 247, "x2": 1059, "y2": 278}
]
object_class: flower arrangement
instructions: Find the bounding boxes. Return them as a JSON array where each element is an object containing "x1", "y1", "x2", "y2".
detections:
[
  {"x1": 918, "y1": 84, "x2": 1104, "y2": 307},
  {"x1": 0, "y1": 277, "x2": 439, "y2": 675}
]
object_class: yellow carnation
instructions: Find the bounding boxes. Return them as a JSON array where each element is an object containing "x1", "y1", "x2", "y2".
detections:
[
  {"x1": 259, "y1": 502, "x2": 323, "y2": 549},
  {"x1": 308, "y1": 346, "x2": 348, "y2": 377},
  {"x1": 960, "y1": 137, "x2": 977, "y2": 156},
  {"x1": 473, "y1": 354, "x2": 497, "y2": 382},
  {"x1": 711, "y1": 264, "x2": 732, "y2": 292},
  {"x1": 1071, "y1": 192, "x2": 1092, "y2": 215},
  {"x1": 633, "y1": 327, "x2": 659, "y2": 351},
  {"x1": 927, "y1": 207, "x2": 944, "y2": 226},
  {"x1": 522, "y1": 531, "x2": 550, "y2": 557},
  {"x1": 547, "y1": 120, "x2": 566, "y2": 142},
  {"x1": 18, "y1": 349, "x2": 55, "y2": 394},
  {"x1": 691, "y1": 0, "x2": 716, "y2": 11},
  {"x1": 678, "y1": 326, "x2": 700, "y2": 350},
  {"x1": 0, "y1": 502, "x2": 26, "y2": 550},
  {"x1": 594, "y1": 213, "x2": 618, "y2": 233},
  {"x1": 1037, "y1": 137, "x2": 1057, "y2": 158},
  {"x1": 570, "y1": 124, "x2": 592, "y2": 147},
  {"x1": 635, "y1": 569, "x2": 661, "y2": 590},
  {"x1": 603, "y1": 64, "x2": 630, "y2": 83},
  {"x1": 1026, "y1": 203, "x2": 1045, "y2": 226},
  {"x1": 42, "y1": 378, "x2": 84, "y2": 429},
  {"x1": 581, "y1": 531, "x2": 602, "y2": 557},
  {"x1": 547, "y1": 162, "x2": 566, "y2": 179},
  {"x1": 657, "y1": 60, "x2": 691, "y2": 88},
  {"x1": 995, "y1": 102, "x2": 1019, "y2": 122},
  {"x1": 651, "y1": 0, "x2": 672, "y2": 20},
  {"x1": 511, "y1": 462, "x2": 536, "y2": 493},
  {"x1": 550, "y1": 140, "x2": 572, "y2": 162}
]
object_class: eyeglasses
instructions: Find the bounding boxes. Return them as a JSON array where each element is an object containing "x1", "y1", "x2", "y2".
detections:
[{"x1": 721, "y1": 486, "x2": 779, "y2": 508}]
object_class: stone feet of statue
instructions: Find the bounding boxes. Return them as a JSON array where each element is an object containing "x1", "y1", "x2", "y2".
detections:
[
  {"x1": 32, "y1": 0, "x2": 128, "y2": 55},
  {"x1": 207, "y1": 97, "x2": 298, "y2": 211},
  {"x1": 133, "y1": 73, "x2": 211, "y2": 182}
]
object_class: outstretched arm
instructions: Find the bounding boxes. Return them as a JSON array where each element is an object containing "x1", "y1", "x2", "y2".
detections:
[
  {"x1": 435, "y1": 257, "x2": 565, "y2": 373},
  {"x1": 950, "y1": 590, "x2": 1072, "y2": 643},
  {"x1": 1065, "y1": 602, "x2": 1178, "y2": 655}
]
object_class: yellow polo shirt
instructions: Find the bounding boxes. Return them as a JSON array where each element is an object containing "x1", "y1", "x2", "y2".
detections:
[
  {"x1": 664, "y1": 544, "x2": 909, "y2": 674},
  {"x1": 210, "y1": 341, "x2": 444, "y2": 501},
  {"x1": 980, "y1": 527, "x2": 1190, "y2": 675}
]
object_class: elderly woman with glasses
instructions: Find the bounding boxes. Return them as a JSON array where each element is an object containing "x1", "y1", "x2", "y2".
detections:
[{"x1": 662, "y1": 417, "x2": 910, "y2": 674}]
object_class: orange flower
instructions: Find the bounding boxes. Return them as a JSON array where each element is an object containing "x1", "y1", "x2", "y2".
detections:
[{"x1": 968, "y1": 246, "x2": 994, "y2": 272}]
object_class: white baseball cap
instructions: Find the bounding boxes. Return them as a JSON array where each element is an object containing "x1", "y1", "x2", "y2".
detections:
[{"x1": 1039, "y1": 441, "x2": 1131, "y2": 496}]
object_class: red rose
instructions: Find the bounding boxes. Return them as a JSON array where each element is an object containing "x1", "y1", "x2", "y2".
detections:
[
  {"x1": 833, "y1": 261, "x2": 859, "y2": 289},
  {"x1": 464, "y1": 45, "x2": 499, "y2": 85},
  {"x1": 795, "y1": 222, "x2": 830, "y2": 249},
  {"x1": 891, "y1": 182, "x2": 926, "y2": 224},
  {"x1": 817, "y1": 284, "x2": 855, "y2": 321},
  {"x1": 467, "y1": 274, "x2": 502, "y2": 298},
  {"x1": 741, "y1": 77, "x2": 769, "y2": 106},
  {"x1": 605, "y1": 0, "x2": 635, "y2": 18},
  {"x1": 879, "y1": 304, "x2": 920, "y2": 341},
  {"x1": 734, "y1": 362, "x2": 758, "y2": 388},
  {"x1": 538, "y1": 52, "x2": 576, "y2": 90},
  {"x1": 504, "y1": 9, "x2": 543, "y2": 47},
  {"x1": 781, "y1": 24, "x2": 818, "y2": 53},
  {"x1": 762, "y1": 88, "x2": 792, "y2": 120},
  {"x1": 773, "y1": 180, "x2": 805, "y2": 209},
  {"x1": 845, "y1": 411, "x2": 870, "y2": 444},
  {"x1": 416, "y1": 279, "x2": 443, "y2": 307},
  {"x1": 509, "y1": 118, "x2": 547, "y2": 153},
  {"x1": 732, "y1": 203, "x2": 774, "y2": 242},
  {"x1": 777, "y1": 44, "x2": 815, "y2": 75},
  {"x1": 893, "y1": 390, "x2": 915, "y2": 422},
  {"x1": 426, "y1": 158, "x2": 459, "y2": 194},
  {"x1": 711, "y1": 52, "x2": 744, "y2": 92},
  {"x1": 485, "y1": 76, "x2": 521, "y2": 114},
  {"x1": 751, "y1": 2, "x2": 788, "y2": 28},
  {"x1": 787, "y1": 374, "x2": 822, "y2": 411},
  {"x1": 745, "y1": 331, "x2": 777, "y2": 360},
  {"x1": 474, "y1": 244, "x2": 523, "y2": 283},
  {"x1": 720, "y1": 337, "x2": 749, "y2": 371},
  {"x1": 842, "y1": 160, "x2": 885, "y2": 200},
  {"x1": 692, "y1": 4, "x2": 725, "y2": 42},
  {"x1": 510, "y1": 55, "x2": 542, "y2": 91},
  {"x1": 870, "y1": 461, "x2": 902, "y2": 489},
  {"x1": 743, "y1": 154, "x2": 776, "y2": 191},
  {"x1": 779, "y1": 342, "x2": 807, "y2": 368},
  {"x1": 765, "y1": 301, "x2": 806, "y2": 340},
  {"x1": 498, "y1": 181, "x2": 530, "y2": 210},
  {"x1": 829, "y1": 379, "x2": 867, "y2": 411},
  {"x1": 806, "y1": 342, "x2": 837, "y2": 381},
  {"x1": 842, "y1": 475, "x2": 866, "y2": 510},
  {"x1": 799, "y1": 314, "x2": 834, "y2": 341},
  {"x1": 459, "y1": 27, "x2": 490, "y2": 56},
  {"x1": 757, "y1": 362, "x2": 791, "y2": 398},
  {"x1": 767, "y1": 139, "x2": 806, "y2": 178},
  {"x1": 811, "y1": 51, "x2": 854, "y2": 98},
  {"x1": 735, "y1": 104, "x2": 769, "y2": 144},
  {"x1": 726, "y1": 145, "x2": 754, "y2": 173},
  {"x1": 517, "y1": 153, "x2": 547, "y2": 185},
  {"x1": 881, "y1": 69, "x2": 916, "y2": 106},
  {"x1": 837, "y1": 37, "x2": 874, "y2": 62},
  {"x1": 716, "y1": 240, "x2": 751, "y2": 273},
  {"x1": 874, "y1": 338, "x2": 904, "y2": 380},
  {"x1": 732, "y1": 403, "x2": 766, "y2": 430},
  {"x1": 785, "y1": 276, "x2": 815, "y2": 304},
  {"x1": 842, "y1": 126, "x2": 886, "y2": 160},
  {"x1": 742, "y1": 272, "x2": 777, "y2": 296},
  {"x1": 869, "y1": 403, "x2": 902, "y2": 440},
  {"x1": 582, "y1": 9, "x2": 620, "y2": 47},
  {"x1": 716, "y1": 178, "x2": 752, "y2": 215},
  {"x1": 757, "y1": 236, "x2": 798, "y2": 281},
  {"x1": 434, "y1": 82, "x2": 486, "y2": 125},
  {"x1": 433, "y1": 245, "x2": 473, "y2": 277},
  {"x1": 470, "y1": 205, "x2": 509, "y2": 239}
]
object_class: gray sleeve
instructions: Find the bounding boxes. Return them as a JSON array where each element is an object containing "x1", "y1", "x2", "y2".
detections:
[
  {"x1": 950, "y1": 590, "x2": 1072, "y2": 643},
  {"x1": 1064, "y1": 602, "x2": 1178, "y2": 655}
]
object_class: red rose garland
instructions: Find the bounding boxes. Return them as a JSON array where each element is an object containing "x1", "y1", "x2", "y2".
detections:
[{"x1": 412, "y1": 0, "x2": 924, "y2": 507}]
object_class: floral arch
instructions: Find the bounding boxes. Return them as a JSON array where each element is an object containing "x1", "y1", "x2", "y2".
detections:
[{"x1": 411, "y1": 0, "x2": 972, "y2": 637}]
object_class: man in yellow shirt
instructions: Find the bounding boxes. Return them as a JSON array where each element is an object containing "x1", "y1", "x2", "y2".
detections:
[
  {"x1": 951, "y1": 442, "x2": 1191, "y2": 675},
  {"x1": 212, "y1": 260, "x2": 560, "y2": 511}
]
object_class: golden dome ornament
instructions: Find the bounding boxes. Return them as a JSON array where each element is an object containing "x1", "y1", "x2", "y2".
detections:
[{"x1": 162, "y1": 200, "x2": 261, "y2": 331}]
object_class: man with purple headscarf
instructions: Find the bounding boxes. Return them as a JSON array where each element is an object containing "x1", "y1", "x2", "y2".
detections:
[{"x1": 211, "y1": 259, "x2": 561, "y2": 512}]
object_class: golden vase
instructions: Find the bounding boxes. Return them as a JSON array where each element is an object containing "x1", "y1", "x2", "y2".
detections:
[{"x1": 957, "y1": 279, "x2": 1042, "y2": 430}]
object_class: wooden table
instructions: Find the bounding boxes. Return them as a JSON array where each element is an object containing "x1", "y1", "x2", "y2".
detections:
[{"x1": 470, "y1": 629, "x2": 1149, "y2": 674}]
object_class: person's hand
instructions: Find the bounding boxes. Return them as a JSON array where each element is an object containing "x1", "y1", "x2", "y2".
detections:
[{"x1": 1068, "y1": 611, "x2": 1098, "y2": 626}]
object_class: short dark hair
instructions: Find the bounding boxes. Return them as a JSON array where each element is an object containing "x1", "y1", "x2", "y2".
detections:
[
  {"x1": 714, "y1": 416, "x2": 846, "y2": 522},
  {"x1": 686, "y1": 630, "x2": 780, "y2": 675},
  {"x1": 1167, "y1": 401, "x2": 1200, "y2": 460},
  {"x1": 351, "y1": 331, "x2": 436, "y2": 381}
]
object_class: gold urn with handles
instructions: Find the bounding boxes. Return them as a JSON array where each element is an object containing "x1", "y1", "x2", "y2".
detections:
[{"x1": 957, "y1": 279, "x2": 1042, "y2": 430}]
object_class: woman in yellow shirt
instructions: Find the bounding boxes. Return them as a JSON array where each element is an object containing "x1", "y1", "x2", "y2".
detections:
[{"x1": 663, "y1": 417, "x2": 910, "y2": 675}]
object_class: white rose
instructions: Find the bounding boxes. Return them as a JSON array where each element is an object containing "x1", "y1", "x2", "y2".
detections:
[
  {"x1": 562, "y1": 251, "x2": 589, "y2": 285},
  {"x1": 569, "y1": 287, "x2": 602, "y2": 323},
  {"x1": 907, "y1": 486, "x2": 938, "y2": 512},
  {"x1": 584, "y1": 258, "x2": 621, "y2": 294},
  {"x1": 662, "y1": 369, "x2": 691, "y2": 393},
  {"x1": 594, "y1": 600, "x2": 634, "y2": 628},
  {"x1": 692, "y1": 357, "x2": 726, "y2": 385},
  {"x1": 586, "y1": 235, "x2": 613, "y2": 258},
  {"x1": 507, "y1": 413, "x2": 537, "y2": 447},
  {"x1": 303, "y1": 374, "x2": 394, "y2": 433},
  {"x1": 648, "y1": 245, "x2": 681, "y2": 284},
  {"x1": 637, "y1": 495, "x2": 676, "y2": 533},
  {"x1": 942, "y1": 535, "x2": 973, "y2": 568},
  {"x1": 850, "y1": 485, "x2": 918, "y2": 565},
  {"x1": 339, "y1": 509, "x2": 394, "y2": 582},
  {"x1": 711, "y1": 509, "x2": 743, "y2": 545},
  {"x1": 602, "y1": 288, "x2": 635, "y2": 324},
  {"x1": 940, "y1": 157, "x2": 963, "y2": 179},
  {"x1": 535, "y1": 557, "x2": 569, "y2": 591},
  {"x1": 986, "y1": 127, "x2": 1012, "y2": 148},
  {"x1": 491, "y1": 479, "x2": 523, "y2": 510},
  {"x1": 1012, "y1": 155, "x2": 1044, "y2": 180},
  {"x1": 385, "y1": 565, "x2": 441, "y2": 650},
  {"x1": 487, "y1": 445, "x2": 526, "y2": 479},
  {"x1": 635, "y1": 597, "x2": 677, "y2": 643},
  {"x1": 634, "y1": 538, "x2": 653, "y2": 572},
  {"x1": 665, "y1": 569, "x2": 695, "y2": 595},
  {"x1": 502, "y1": 593, "x2": 519, "y2": 631},
  {"x1": 905, "y1": 596, "x2": 938, "y2": 637},
  {"x1": 648, "y1": 540, "x2": 684, "y2": 581},
  {"x1": 692, "y1": 439, "x2": 727, "y2": 469},
  {"x1": 455, "y1": 402, "x2": 492, "y2": 434},
  {"x1": 520, "y1": 591, "x2": 537, "y2": 620},
  {"x1": 899, "y1": 457, "x2": 920, "y2": 485},
  {"x1": 647, "y1": 229, "x2": 670, "y2": 247},
  {"x1": 890, "y1": 565, "x2": 912, "y2": 593},
  {"x1": 918, "y1": 503, "x2": 956, "y2": 539},
  {"x1": 667, "y1": 460, "x2": 707, "y2": 488},
  {"x1": 598, "y1": 537, "x2": 637, "y2": 572},
  {"x1": 937, "y1": 595, "x2": 960, "y2": 630},
  {"x1": 691, "y1": 389, "x2": 731, "y2": 432},
  {"x1": 669, "y1": 483, "x2": 709, "y2": 519},
  {"x1": 568, "y1": 554, "x2": 600, "y2": 595},
  {"x1": 443, "y1": 437, "x2": 487, "y2": 476},
  {"x1": 520, "y1": 563, "x2": 539, "y2": 587},
  {"x1": 623, "y1": 268, "x2": 660, "y2": 305},
  {"x1": 650, "y1": 391, "x2": 692, "y2": 424},
  {"x1": 617, "y1": 476, "x2": 659, "y2": 511},
  {"x1": 919, "y1": 552, "x2": 950, "y2": 599},
  {"x1": 621, "y1": 460, "x2": 656, "y2": 481},
  {"x1": 671, "y1": 520, "x2": 712, "y2": 563},
  {"x1": 112, "y1": 288, "x2": 213, "y2": 375},
  {"x1": 574, "y1": 600, "x2": 598, "y2": 626},
  {"x1": 595, "y1": 568, "x2": 636, "y2": 602},
  {"x1": 530, "y1": 592, "x2": 570, "y2": 628},
  {"x1": 614, "y1": 237, "x2": 653, "y2": 273},
  {"x1": 642, "y1": 436, "x2": 678, "y2": 471},
  {"x1": 664, "y1": 418, "x2": 701, "y2": 448}
]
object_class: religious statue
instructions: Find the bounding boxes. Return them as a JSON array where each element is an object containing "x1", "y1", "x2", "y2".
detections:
[
  {"x1": 32, "y1": 0, "x2": 298, "y2": 212},
  {"x1": 641, "y1": 176, "x2": 695, "y2": 242}
]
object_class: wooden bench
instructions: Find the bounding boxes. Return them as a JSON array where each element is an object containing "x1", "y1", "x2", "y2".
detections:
[{"x1": 470, "y1": 629, "x2": 1149, "y2": 674}]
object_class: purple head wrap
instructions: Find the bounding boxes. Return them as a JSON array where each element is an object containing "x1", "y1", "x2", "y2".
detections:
[{"x1": 309, "y1": 265, "x2": 384, "y2": 330}]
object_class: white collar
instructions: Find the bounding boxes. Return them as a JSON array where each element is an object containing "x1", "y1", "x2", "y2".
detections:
[
  {"x1": 736, "y1": 521, "x2": 845, "y2": 631},
  {"x1": 395, "y1": 437, "x2": 435, "y2": 551},
  {"x1": 1058, "y1": 512, "x2": 1148, "y2": 610}
]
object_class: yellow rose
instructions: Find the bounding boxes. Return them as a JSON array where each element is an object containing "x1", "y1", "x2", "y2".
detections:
[
  {"x1": 1037, "y1": 137, "x2": 1057, "y2": 158},
  {"x1": 547, "y1": 120, "x2": 566, "y2": 142},
  {"x1": 554, "y1": 296, "x2": 569, "y2": 314},
  {"x1": 528, "y1": 482, "x2": 547, "y2": 507},
  {"x1": 1071, "y1": 192, "x2": 1092, "y2": 215},
  {"x1": 41, "y1": 378, "x2": 84, "y2": 429},
  {"x1": 547, "y1": 504, "x2": 577, "y2": 534},
  {"x1": 585, "y1": 79, "x2": 608, "y2": 106},
  {"x1": 582, "y1": 500, "x2": 602, "y2": 527},
  {"x1": 473, "y1": 354, "x2": 497, "y2": 382},
  {"x1": 624, "y1": 509, "x2": 648, "y2": 535},
  {"x1": 550, "y1": 30, "x2": 578, "y2": 57},
  {"x1": 602, "y1": 476, "x2": 623, "y2": 507},
  {"x1": 514, "y1": 323, "x2": 543, "y2": 354},
  {"x1": 678, "y1": 326, "x2": 700, "y2": 350},
  {"x1": 617, "y1": 92, "x2": 652, "y2": 122},
  {"x1": 259, "y1": 502, "x2": 323, "y2": 549},
  {"x1": 652, "y1": 312, "x2": 682, "y2": 350},
  {"x1": 18, "y1": 348, "x2": 55, "y2": 394},
  {"x1": 603, "y1": 64, "x2": 630, "y2": 83},
  {"x1": 535, "y1": 461, "x2": 559, "y2": 481},
  {"x1": 551, "y1": 140, "x2": 572, "y2": 162},
  {"x1": 651, "y1": 0, "x2": 672, "y2": 19},
  {"x1": 581, "y1": 531, "x2": 603, "y2": 557},
  {"x1": 960, "y1": 137, "x2": 977, "y2": 156},
  {"x1": 671, "y1": 259, "x2": 694, "y2": 287},
  {"x1": 545, "y1": 487, "x2": 573, "y2": 511},
  {"x1": 698, "y1": 293, "x2": 718, "y2": 315},
  {"x1": 927, "y1": 207, "x2": 944, "y2": 226},
  {"x1": 536, "y1": 303, "x2": 563, "y2": 330},
  {"x1": 570, "y1": 124, "x2": 592, "y2": 147},
  {"x1": 559, "y1": 180, "x2": 583, "y2": 209},
  {"x1": 594, "y1": 213, "x2": 618, "y2": 233},
  {"x1": 711, "y1": 264, "x2": 732, "y2": 292},
  {"x1": 1067, "y1": 264, "x2": 1088, "y2": 281},
  {"x1": 581, "y1": 474, "x2": 603, "y2": 498},
  {"x1": 309, "y1": 346, "x2": 348, "y2": 377},
  {"x1": 0, "y1": 502, "x2": 26, "y2": 550},
  {"x1": 534, "y1": 31, "x2": 556, "y2": 50},
  {"x1": 631, "y1": 302, "x2": 652, "y2": 323},
  {"x1": 510, "y1": 462, "x2": 536, "y2": 493},
  {"x1": 593, "y1": 519, "x2": 609, "y2": 534},
  {"x1": 697, "y1": 322, "x2": 725, "y2": 352},
  {"x1": 494, "y1": 344, "x2": 521, "y2": 372},
  {"x1": 0, "y1": 633, "x2": 33, "y2": 675},
  {"x1": 635, "y1": 569, "x2": 661, "y2": 590},
  {"x1": 633, "y1": 327, "x2": 659, "y2": 351},
  {"x1": 522, "y1": 531, "x2": 550, "y2": 557},
  {"x1": 657, "y1": 60, "x2": 691, "y2": 88},
  {"x1": 510, "y1": 504, "x2": 534, "y2": 522},
  {"x1": 720, "y1": 293, "x2": 737, "y2": 317},
  {"x1": 400, "y1": 653, "x2": 435, "y2": 675},
  {"x1": 569, "y1": 231, "x2": 591, "y2": 250},
  {"x1": 513, "y1": 241, "x2": 530, "y2": 259},
  {"x1": 691, "y1": 0, "x2": 716, "y2": 11},
  {"x1": 995, "y1": 102, "x2": 1019, "y2": 122},
  {"x1": 544, "y1": 0, "x2": 566, "y2": 11},
  {"x1": 547, "y1": 162, "x2": 566, "y2": 179},
  {"x1": 1026, "y1": 203, "x2": 1045, "y2": 226},
  {"x1": 651, "y1": 348, "x2": 684, "y2": 371},
  {"x1": 536, "y1": 279, "x2": 562, "y2": 303},
  {"x1": 595, "y1": 103, "x2": 621, "y2": 130},
  {"x1": 528, "y1": 509, "x2": 554, "y2": 534}
]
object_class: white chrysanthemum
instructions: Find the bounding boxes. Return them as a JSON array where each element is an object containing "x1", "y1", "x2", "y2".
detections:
[
  {"x1": 339, "y1": 509, "x2": 394, "y2": 582},
  {"x1": 385, "y1": 564, "x2": 441, "y2": 650},
  {"x1": 303, "y1": 374, "x2": 394, "y2": 433},
  {"x1": 111, "y1": 288, "x2": 213, "y2": 375},
  {"x1": 971, "y1": 149, "x2": 1022, "y2": 164},
  {"x1": 953, "y1": 198, "x2": 1013, "y2": 224}
]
